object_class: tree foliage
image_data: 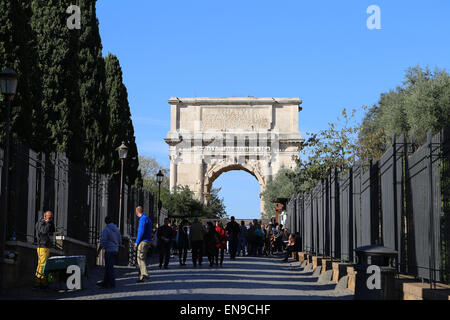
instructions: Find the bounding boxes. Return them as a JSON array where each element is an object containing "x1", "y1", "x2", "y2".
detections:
[
  {"x1": 0, "y1": 1, "x2": 142, "y2": 185},
  {"x1": 359, "y1": 65, "x2": 450, "y2": 161},
  {"x1": 104, "y1": 53, "x2": 141, "y2": 186}
]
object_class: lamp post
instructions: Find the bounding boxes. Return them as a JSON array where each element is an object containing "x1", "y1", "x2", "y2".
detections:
[
  {"x1": 116, "y1": 141, "x2": 128, "y2": 235},
  {"x1": 0, "y1": 67, "x2": 18, "y2": 291},
  {"x1": 156, "y1": 170, "x2": 164, "y2": 228}
]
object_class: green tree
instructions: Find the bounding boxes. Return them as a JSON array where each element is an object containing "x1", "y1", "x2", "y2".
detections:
[
  {"x1": 30, "y1": 0, "x2": 83, "y2": 161},
  {"x1": 261, "y1": 167, "x2": 296, "y2": 219},
  {"x1": 104, "y1": 53, "x2": 141, "y2": 185},
  {"x1": 78, "y1": 0, "x2": 110, "y2": 172},
  {"x1": 359, "y1": 65, "x2": 450, "y2": 161},
  {"x1": 0, "y1": 0, "x2": 40, "y2": 146}
]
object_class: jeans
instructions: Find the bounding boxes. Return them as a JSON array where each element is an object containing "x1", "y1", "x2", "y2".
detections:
[
  {"x1": 216, "y1": 248, "x2": 225, "y2": 265},
  {"x1": 229, "y1": 238, "x2": 238, "y2": 259},
  {"x1": 159, "y1": 242, "x2": 172, "y2": 267},
  {"x1": 191, "y1": 240, "x2": 203, "y2": 265},
  {"x1": 237, "y1": 237, "x2": 246, "y2": 256},
  {"x1": 178, "y1": 247, "x2": 187, "y2": 264},
  {"x1": 104, "y1": 251, "x2": 117, "y2": 287}
]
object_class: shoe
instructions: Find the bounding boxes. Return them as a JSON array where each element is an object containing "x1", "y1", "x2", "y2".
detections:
[
  {"x1": 164, "y1": 265, "x2": 169, "y2": 269},
  {"x1": 143, "y1": 275, "x2": 150, "y2": 280},
  {"x1": 282, "y1": 258, "x2": 288, "y2": 262},
  {"x1": 96, "y1": 281, "x2": 106, "y2": 288},
  {"x1": 136, "y1": 278, "x2": 145, "y2": 283},
  {"x1": 159, "y1": 264, "x2": 162, "y2": 269}
]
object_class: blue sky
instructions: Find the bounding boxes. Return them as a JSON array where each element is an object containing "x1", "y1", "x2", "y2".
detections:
[{"x1": 96, "y1": 0, "x2": 450, "y2": 219}]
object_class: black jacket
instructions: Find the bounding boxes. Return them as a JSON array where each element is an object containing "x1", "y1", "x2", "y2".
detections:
[
  {"x1": 225, "y1": 221, "x2": 240, "y2": 239},
  {"x1": 35, "y1": 219, "x2": 55, "y2": 248}
]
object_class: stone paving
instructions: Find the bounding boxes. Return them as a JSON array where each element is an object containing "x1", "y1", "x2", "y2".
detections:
[{"x1": 2, "y1": 253, "x2": 353, "y2": 300}]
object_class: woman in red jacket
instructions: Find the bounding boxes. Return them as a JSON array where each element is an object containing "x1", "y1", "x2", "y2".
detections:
[{"x1": 215, "y1": 221, "x2": 228, "y2": 267}]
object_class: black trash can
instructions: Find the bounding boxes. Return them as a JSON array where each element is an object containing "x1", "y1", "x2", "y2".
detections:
[{"x1": 354, "y1": 245, "x2": 398, "y2": 300}]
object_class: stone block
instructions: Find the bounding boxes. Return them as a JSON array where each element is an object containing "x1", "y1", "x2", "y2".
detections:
[
  {"x1": 346, "y1": 266, "x2": 357, "y2": 292},
  {"x1": 401, "y1": 281, "x2": 450, "y2": 300},
  {"x1": 321, "y1": 259, "x2": 333, "y2": 274},
  {"x1": 312, "y1": 256, "x2": 323, "y2": 270},
  {"x1": 332, "y1": 261, "x2": 353, "y2": 283}
]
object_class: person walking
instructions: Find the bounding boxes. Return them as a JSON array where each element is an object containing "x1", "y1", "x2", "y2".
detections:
[
  {"x1": 157, "y1": 218, "x2": 173, "y2": 269},
  {"x1": 33, "y1": 210, "x2": 55, "y2": 290},
  {"x1": 225, "y1": 216, "x2": 240, "y2": 260},
  {"x1": 97, "y1": 216, "x2": 122, "y2": 288},
  {"x1": 189, "y1": 217, "x2": 205, "y2": 267},
  {"x1": 177, "y1": 220, "x2": 189, "y2": 266},
  {"x1": 236, "y1": 220, "x2": 247, "y2": 256},
  {"x1": 134, "y1": 206, "x2": 152, "y2": 283},
  {"x1": 215, "y1": 221, "x2": 227, "y2": 266},
  {"x1": 204, "y1": 222, "x2": 220, "y2": 267}
]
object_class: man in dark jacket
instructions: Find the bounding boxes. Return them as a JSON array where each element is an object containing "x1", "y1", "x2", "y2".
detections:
[
  {"x1": 34, "y1": 210, "x2": 55, "y2": 289},
  {"x1": 157, "y1": 218, "x2": 173, "y2": 269},
  {"x1": 189, "y1": 217, "x2": 205, "y2": 267},
  {"x1": 225, "y1": 216, "x2": 240, "y2": 260}
]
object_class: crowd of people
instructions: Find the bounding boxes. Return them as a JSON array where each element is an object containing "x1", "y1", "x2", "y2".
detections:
[{"x1": 31, "y1": 206, "x2": 302, "y2": 290}]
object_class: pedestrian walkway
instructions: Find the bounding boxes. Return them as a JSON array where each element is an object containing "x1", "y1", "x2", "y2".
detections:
[{"x1": 3, "y1": 253, "x2": 353, "y2": 300}]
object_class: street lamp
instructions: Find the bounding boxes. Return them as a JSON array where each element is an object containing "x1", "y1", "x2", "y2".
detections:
[
  {"x1": 156, "y1": 170, "x2": 164, "y2": 227},
  {"x1": 0, "y1": 67, "x2": 18, "y2": 289},
  {"x1": 116, "y1": 141, "x2": 128, "y2": 234}
]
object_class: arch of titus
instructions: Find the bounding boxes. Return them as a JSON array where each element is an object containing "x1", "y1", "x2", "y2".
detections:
[{"x1": 165, "y1": 97, "x2": 303, "y2": 216}]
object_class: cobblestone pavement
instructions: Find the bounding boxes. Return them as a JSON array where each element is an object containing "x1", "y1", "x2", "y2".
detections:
[{"x1": 3, "y1": 253, "x2": 353, "y2": 300}]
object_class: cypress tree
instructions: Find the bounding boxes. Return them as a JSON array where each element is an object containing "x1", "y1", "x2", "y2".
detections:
[
  {"x1": 0, "y1": 0, "x2": 39, "y2": 146},
  {"x1": 104, "y1": 53, "x2": 141, "y2": 186},
  {"x1": 30, "y1": 0, "x2": 83, "y2": 161},
  {"x1": 78, "y1": 0, "x2": 110, "y2": 172}
]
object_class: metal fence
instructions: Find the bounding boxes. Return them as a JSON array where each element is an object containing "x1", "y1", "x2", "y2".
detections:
[
  {"x1": 285, "y1": 126, "x2": 450, "y2": 285},
  {"x1": 0, "y1": 141, "x2": 154, "y2": 247}
]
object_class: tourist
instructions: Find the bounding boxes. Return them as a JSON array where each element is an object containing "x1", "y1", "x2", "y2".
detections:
[
  {"x1": 215, "y1": 221, "x2": 227, "y2": 266},
  {"x1": 134, "y1": 206, "x2": 152, "y2": 283},
  {"x1": 225, "y1": 216, "x2": 240, "y2": 260},
  {"x1": 247, "y1": 222, "x2": 256, "y2": 256},
  {"x1": 204, "y1": 222, "x2": 220, "y2": 267},
  {"x1": 176, "y1": 220, "x2": 189, "y2": 266},
  {"x1": 97, "y1": 216, "x2": 122, "y2": 289},
  {"x1": 33, "y1": 210, "x2": 55, "y2": 290},
  {"x1": 282, "y1": 228, "x2": 290, "y2": 251},
  {"x1": 236, "y1": 220, "x2": 247, "y2": 256},
  {"x1": 157, "y1": 218, "x2": 173, "y2": 269},
  {"x1": 274, "y1": 225, "x2": 283, "y2": 253},
  {"x1": 253, "y1": 221, "x2": 263, "y2": 256},
  {"x1": 171, "y1": 223, "x2": 178, "y2": 257},
  {"x1": 189, "y1": 217, "x2": 205, "y2": 267},
  {"x1": 282, "y1": 233, "x2": 296, "y2": 262}
]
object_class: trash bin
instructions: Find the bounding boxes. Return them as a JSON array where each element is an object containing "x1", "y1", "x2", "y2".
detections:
[{"x1": 354, "y1": 245, "x2": 398, "y2": 300}]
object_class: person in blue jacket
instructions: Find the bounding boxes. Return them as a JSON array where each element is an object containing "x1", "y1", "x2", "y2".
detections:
[{"x1": 134, "y1": 206, "x2": 152, "y2": 283}]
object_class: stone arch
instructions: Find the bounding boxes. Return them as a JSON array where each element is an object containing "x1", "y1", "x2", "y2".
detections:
[
  {"x1": 165, "y1": 97, "x2": 304, "y2": 219},
  {"x1": 203, "y1": 161, "x2": 266, "y2": 200}
]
